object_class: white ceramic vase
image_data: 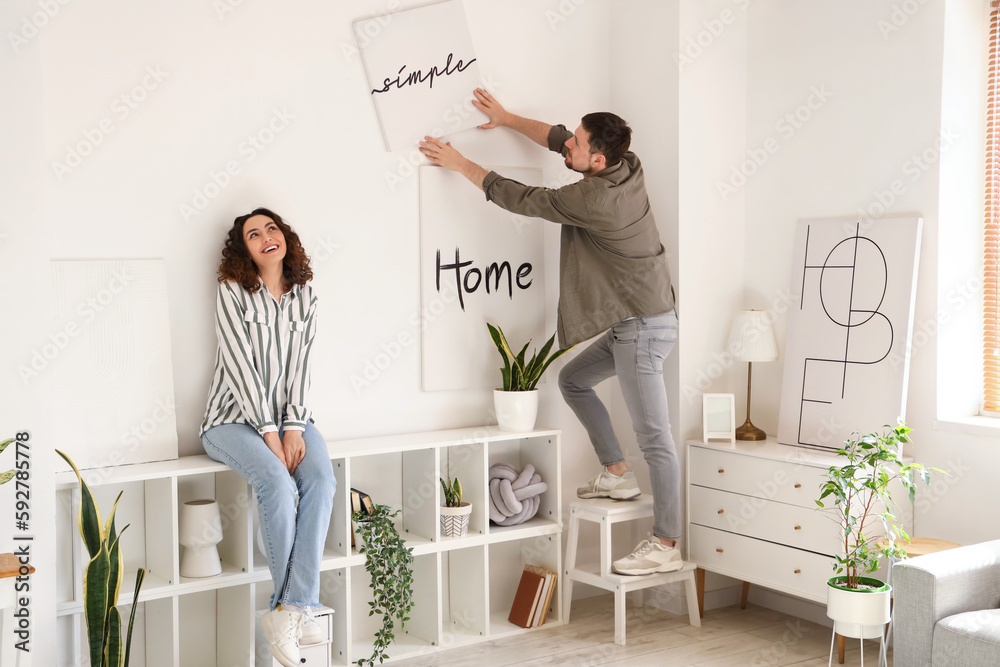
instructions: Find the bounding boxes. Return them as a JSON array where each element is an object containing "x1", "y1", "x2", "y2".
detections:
[
  {"x1": 179, "y1": 499, "x2": 223, "y2": 578},
  {"x1": 494, "y1": 389, "x2": 539, "y2": 432},
  {"x1": 440, "y1": 502, "x2": 472, "y2": 537},
  {"x1": 826, "y1": 577, "x2": 891, "y2": 639}
]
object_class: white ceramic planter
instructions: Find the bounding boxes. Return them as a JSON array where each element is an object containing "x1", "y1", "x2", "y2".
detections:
[
  {"x1": 826, "y1": 577, "x2": 891, "y2": 639},
  {"x1": 440, "y1": 502, "x2": 472, "y2": 537},
  {"x1": 494, "y1": 389, "x2": 539, "y2": 432}
]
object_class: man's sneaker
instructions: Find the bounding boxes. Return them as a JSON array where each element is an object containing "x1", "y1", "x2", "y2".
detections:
[
  {"x1": 260, "y1": 608, "x2": 303, "y2": 667},
  {"x1": 299, "y1": 607, "x2": 327, "y2": 645},
  {"x1": 577, "y1": 468, "x2": 641, "y2": 500},
  {"x1": 613, "y1": 539, "x2": 683, "y2": 575}
]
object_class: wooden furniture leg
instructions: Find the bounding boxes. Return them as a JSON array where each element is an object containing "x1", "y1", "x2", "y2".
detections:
[
  {"x1": 837, "y1": 633, "x2": 846, "y2": 663},
  {"x1": 696, "y1": 567, "x2": 706, "y2": 617},
  {"x1": 740, "y1": 581, "x2": 750, "y2": 609}
]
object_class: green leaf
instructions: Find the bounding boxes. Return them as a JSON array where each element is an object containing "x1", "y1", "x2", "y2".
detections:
[
  {"x1": 105, "y1": 606, "x2": 123, "y2": 667},
  {"x1": 123, "y1": 569, "x2": 145, "y2": 667},
  {"x1": 0, "y1": 470, "x2": 16, "y2": 485},
  {"x1": 0, "y1": 438, "x2": 14, "y2": 455},
  {"x1": 84, "y1": 540, "x2": 111, "y2": 667},
  {"x1": 57, "y1": 450, "x2": 104, "y2": 559}
]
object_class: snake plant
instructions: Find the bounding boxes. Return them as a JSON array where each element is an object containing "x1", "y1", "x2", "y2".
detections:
[
  {"x1": 487, "y1": 323, "x2": 574, "y2": 391},
  {"x1": 440, "y1": 476, "x2": 463, "y2": 507},
  {"x1": 57, "y1": 450, "x2": 146, "y2": 667}
]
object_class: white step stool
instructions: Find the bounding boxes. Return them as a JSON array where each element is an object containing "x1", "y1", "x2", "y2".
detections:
[{"x1": 563, "y1": 497, "x2": 700, "y2": 645}]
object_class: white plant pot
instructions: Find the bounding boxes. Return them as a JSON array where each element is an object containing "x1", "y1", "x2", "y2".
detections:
[
  {"x1": 494, "y1": 389, "x2": 539, "y2": 432},
  {"x1": 826, "y1": 577, "x2": 891, "y2": 639},
  {"x1": 440, "y1": 503, "x2": 472, "y2": 537}
]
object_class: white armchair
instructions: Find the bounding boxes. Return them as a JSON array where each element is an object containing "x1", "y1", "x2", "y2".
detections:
[{"x1": 892, "y1": 539, "x2": 1000, "y2": 666}]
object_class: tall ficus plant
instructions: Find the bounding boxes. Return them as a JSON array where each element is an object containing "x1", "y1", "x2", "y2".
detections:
[
  {"x1": 487, "y1": 323, "x2": 574, "y2": 391},
  {"x1": 57, "y1": 450, "x2": 146, "y2": 667},
  {"x1": 815, "y1": 422, "x2": 940, "y2": 589}
]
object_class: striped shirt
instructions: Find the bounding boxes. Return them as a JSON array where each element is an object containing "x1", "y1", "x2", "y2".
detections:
[{"x1": 201, "y1": 280, "x2": 318, "y2": 436}]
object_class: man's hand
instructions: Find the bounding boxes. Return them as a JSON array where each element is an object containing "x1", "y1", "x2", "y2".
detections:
[
  {"x1": 282, "y1": 430, "x2": 306, "y2": 473},
  {"x1": 263, "y1": 431, "x2": 289, "y2": 471},
  {"x1": 419, "y1": 136, "x2": 468, "y2": 172},
  {"x1": 470, "y1": 88, "x2": 552, "y2": 147},
  {"x1": 473, "y1": 87, "x2": 509, "y2": 130},
  {"x1": 419, "y1": 136, "x2": 489, "y2": 188}
]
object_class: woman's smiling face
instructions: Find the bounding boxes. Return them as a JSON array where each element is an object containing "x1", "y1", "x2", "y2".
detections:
[{"x1": 243, "y1": 213, "x2": 286, "y2": 271}]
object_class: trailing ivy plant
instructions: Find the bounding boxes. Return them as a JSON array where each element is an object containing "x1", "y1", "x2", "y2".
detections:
[
  {"x1": 57, "y1": 449, "x2": 146, "y2": 667},
  {"x1": 815, "y1": 421, "x2": 941, "y2": 590},
  {"x1": 352, "y1": 503, "x2": 415, "y2": 666}
]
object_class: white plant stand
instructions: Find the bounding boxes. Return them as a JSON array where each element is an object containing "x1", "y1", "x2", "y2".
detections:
[{"x1": 563, "y1": 497, "x2": 700, "y2": 645}]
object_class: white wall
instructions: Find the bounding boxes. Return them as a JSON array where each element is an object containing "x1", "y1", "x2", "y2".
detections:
[
  {"x1": 675, "y1": 0, "x2": 750, "y2": 606},
  {"x1": 744, "y1": 0, "x2": 999, "y2": 547},
  {"x1": 2, "y1": 1, "x2": 610, "y2": 663},
  {"x1": 740, "y1": 0, "x2": 998, "y2": 618}
]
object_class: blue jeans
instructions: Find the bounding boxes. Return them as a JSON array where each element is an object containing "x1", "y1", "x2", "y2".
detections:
[
  {"x1": 558, "y1": 311, "x2": 680, "y2": 541},
  {"x1": 201, "y1": 422, "x2": 335, "y2": 609}
]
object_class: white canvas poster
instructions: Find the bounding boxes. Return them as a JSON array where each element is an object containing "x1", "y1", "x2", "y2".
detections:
[
  {"x1": 419, "y1": 166, "x2": 546, "y2": 392},
  {"x1": 50, "y1": 259, "x2": 178, "y2": 471},
  {"x1": 355, "y1": 0, "x2": 486, "y2": 152},
  {"x1": 777, "y1": 217, "x2": 922, "y2": 450}
]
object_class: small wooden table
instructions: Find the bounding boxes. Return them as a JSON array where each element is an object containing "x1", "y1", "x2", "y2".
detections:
[{"x1": 1, "y1": 553, "x2": 35, "y2": 667}]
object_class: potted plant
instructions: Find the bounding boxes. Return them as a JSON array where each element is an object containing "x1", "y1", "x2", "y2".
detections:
[
  {"x1": 815, "y1": 421, "x2": 937, "y2": 641},
  {"x1": 56, "y1": 449, "x2": 146, "y2": 667},
  {"x1": 487, "y1": 323, "x2": 574, "y2": 432},
  {"x1": 439, "y1": 476, "x2": 472, "y2": 537},
  {"x1": 352, "y1": 503, "x2": 415, "y2": 666}
]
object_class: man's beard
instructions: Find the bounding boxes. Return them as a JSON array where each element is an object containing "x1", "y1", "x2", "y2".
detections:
[{"x1": 565, "y1": 154, "x2": 590, "y2": 175}]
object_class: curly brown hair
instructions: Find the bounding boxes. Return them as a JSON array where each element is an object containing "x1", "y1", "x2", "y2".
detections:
[{"x1": 217, "y1": 208, "x2": 313, "y2": 292}]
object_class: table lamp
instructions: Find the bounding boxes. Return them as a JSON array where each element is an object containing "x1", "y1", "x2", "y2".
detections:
[{"x1": 728, "y1": 310, "x2": 779, "y2": 441}]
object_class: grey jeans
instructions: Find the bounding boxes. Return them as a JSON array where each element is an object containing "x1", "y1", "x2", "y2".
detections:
[{"x1": 558, "y1": 310, "x2": 680, "y2": 540}]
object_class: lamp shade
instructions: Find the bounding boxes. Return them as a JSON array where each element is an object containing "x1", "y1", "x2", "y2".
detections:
[{"x1": 728, "y1": 310, "x2": 779, "y2": 362}]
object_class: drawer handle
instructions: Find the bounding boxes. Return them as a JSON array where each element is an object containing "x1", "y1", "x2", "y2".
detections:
[
  {"x1": 794, "y1": 483, "x2": 802, "y2": 488},
  {"x1": 794, "y1": 569, "x2": 802, "y2": 574},
  {"x1": 717, "y1": 509, "x2": 725, "y2": 514},
  {"x1": 718, "y1": 468, "x2": 725, "y2": 474},
  {"x1": 716, "y1": 548, "x2": 724, "y2": 553},
  {"x1": 794, "y1": 525, "x2": 802, "y2": 530}
]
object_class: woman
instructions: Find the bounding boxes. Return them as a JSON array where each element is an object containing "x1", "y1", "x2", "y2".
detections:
[{"x1": 200, "y1": 207, "x2": 334, "y2": 667}]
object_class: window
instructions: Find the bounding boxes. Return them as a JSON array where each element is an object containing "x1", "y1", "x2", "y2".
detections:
[{"x1": 984, "y1": 1, "x2": 1000, "y2": 412}]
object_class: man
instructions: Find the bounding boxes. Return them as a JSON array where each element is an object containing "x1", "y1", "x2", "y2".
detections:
[{"x1": 419, "y1": 89, "x2": 680, "y2": 576}]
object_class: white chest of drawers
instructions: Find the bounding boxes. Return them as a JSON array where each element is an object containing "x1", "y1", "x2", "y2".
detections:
[{"x1": 687, "y1": 438, "x2": 911, "y2": 607}]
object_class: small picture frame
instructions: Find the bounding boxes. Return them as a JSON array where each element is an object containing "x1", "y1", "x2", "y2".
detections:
[{"x1": 703, "y1": 393, "x2": 736, "y2": 443}]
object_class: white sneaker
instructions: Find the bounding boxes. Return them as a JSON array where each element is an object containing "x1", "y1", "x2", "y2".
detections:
[
  {"x1": 299, "y1": 607, "x2": 326, "y2": 645},
  {"x1": 577, "y1": 468, "x2": 641, "y2": 500},
  {"x1": 260, "y1": 608, "x2": 303, "y2": 667},
  {"x1": 613, "y1": 539, "x2": 683, "y2": 575}
]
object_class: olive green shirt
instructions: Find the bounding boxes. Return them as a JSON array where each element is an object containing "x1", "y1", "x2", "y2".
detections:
[{"x1": 481, "y1": 124, "x2": 675, "y2": 346}]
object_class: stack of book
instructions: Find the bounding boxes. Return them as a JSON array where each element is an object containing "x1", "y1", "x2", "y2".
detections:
[{"x1": 507, "y1": 565, "x2": 558, "y2": 629}]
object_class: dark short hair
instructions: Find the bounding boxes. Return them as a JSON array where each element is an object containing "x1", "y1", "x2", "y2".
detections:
[{"x1": 581, "y1": 112, "x2": 632, "y2": 167}]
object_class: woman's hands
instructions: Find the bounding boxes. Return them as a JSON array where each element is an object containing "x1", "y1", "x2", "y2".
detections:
[
  {"x1": 262, "y1": 430, "x2": 305, "y2": 473},
  {"x1": 263, "y1": 431, "x2": 288, "y2": 470},
  {"x1": 281, "y1": 430, "x2": 306, "y2": 473}
]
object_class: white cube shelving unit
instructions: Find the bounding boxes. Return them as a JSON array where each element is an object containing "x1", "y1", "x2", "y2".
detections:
[{"x1": 55, "y1": 426, "x2": 562, "y2": 666}]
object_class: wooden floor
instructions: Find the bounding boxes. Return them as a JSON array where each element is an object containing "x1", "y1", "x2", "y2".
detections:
[{"x1": 392, "y1": 595, "x2": 892, "y2": 666}]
